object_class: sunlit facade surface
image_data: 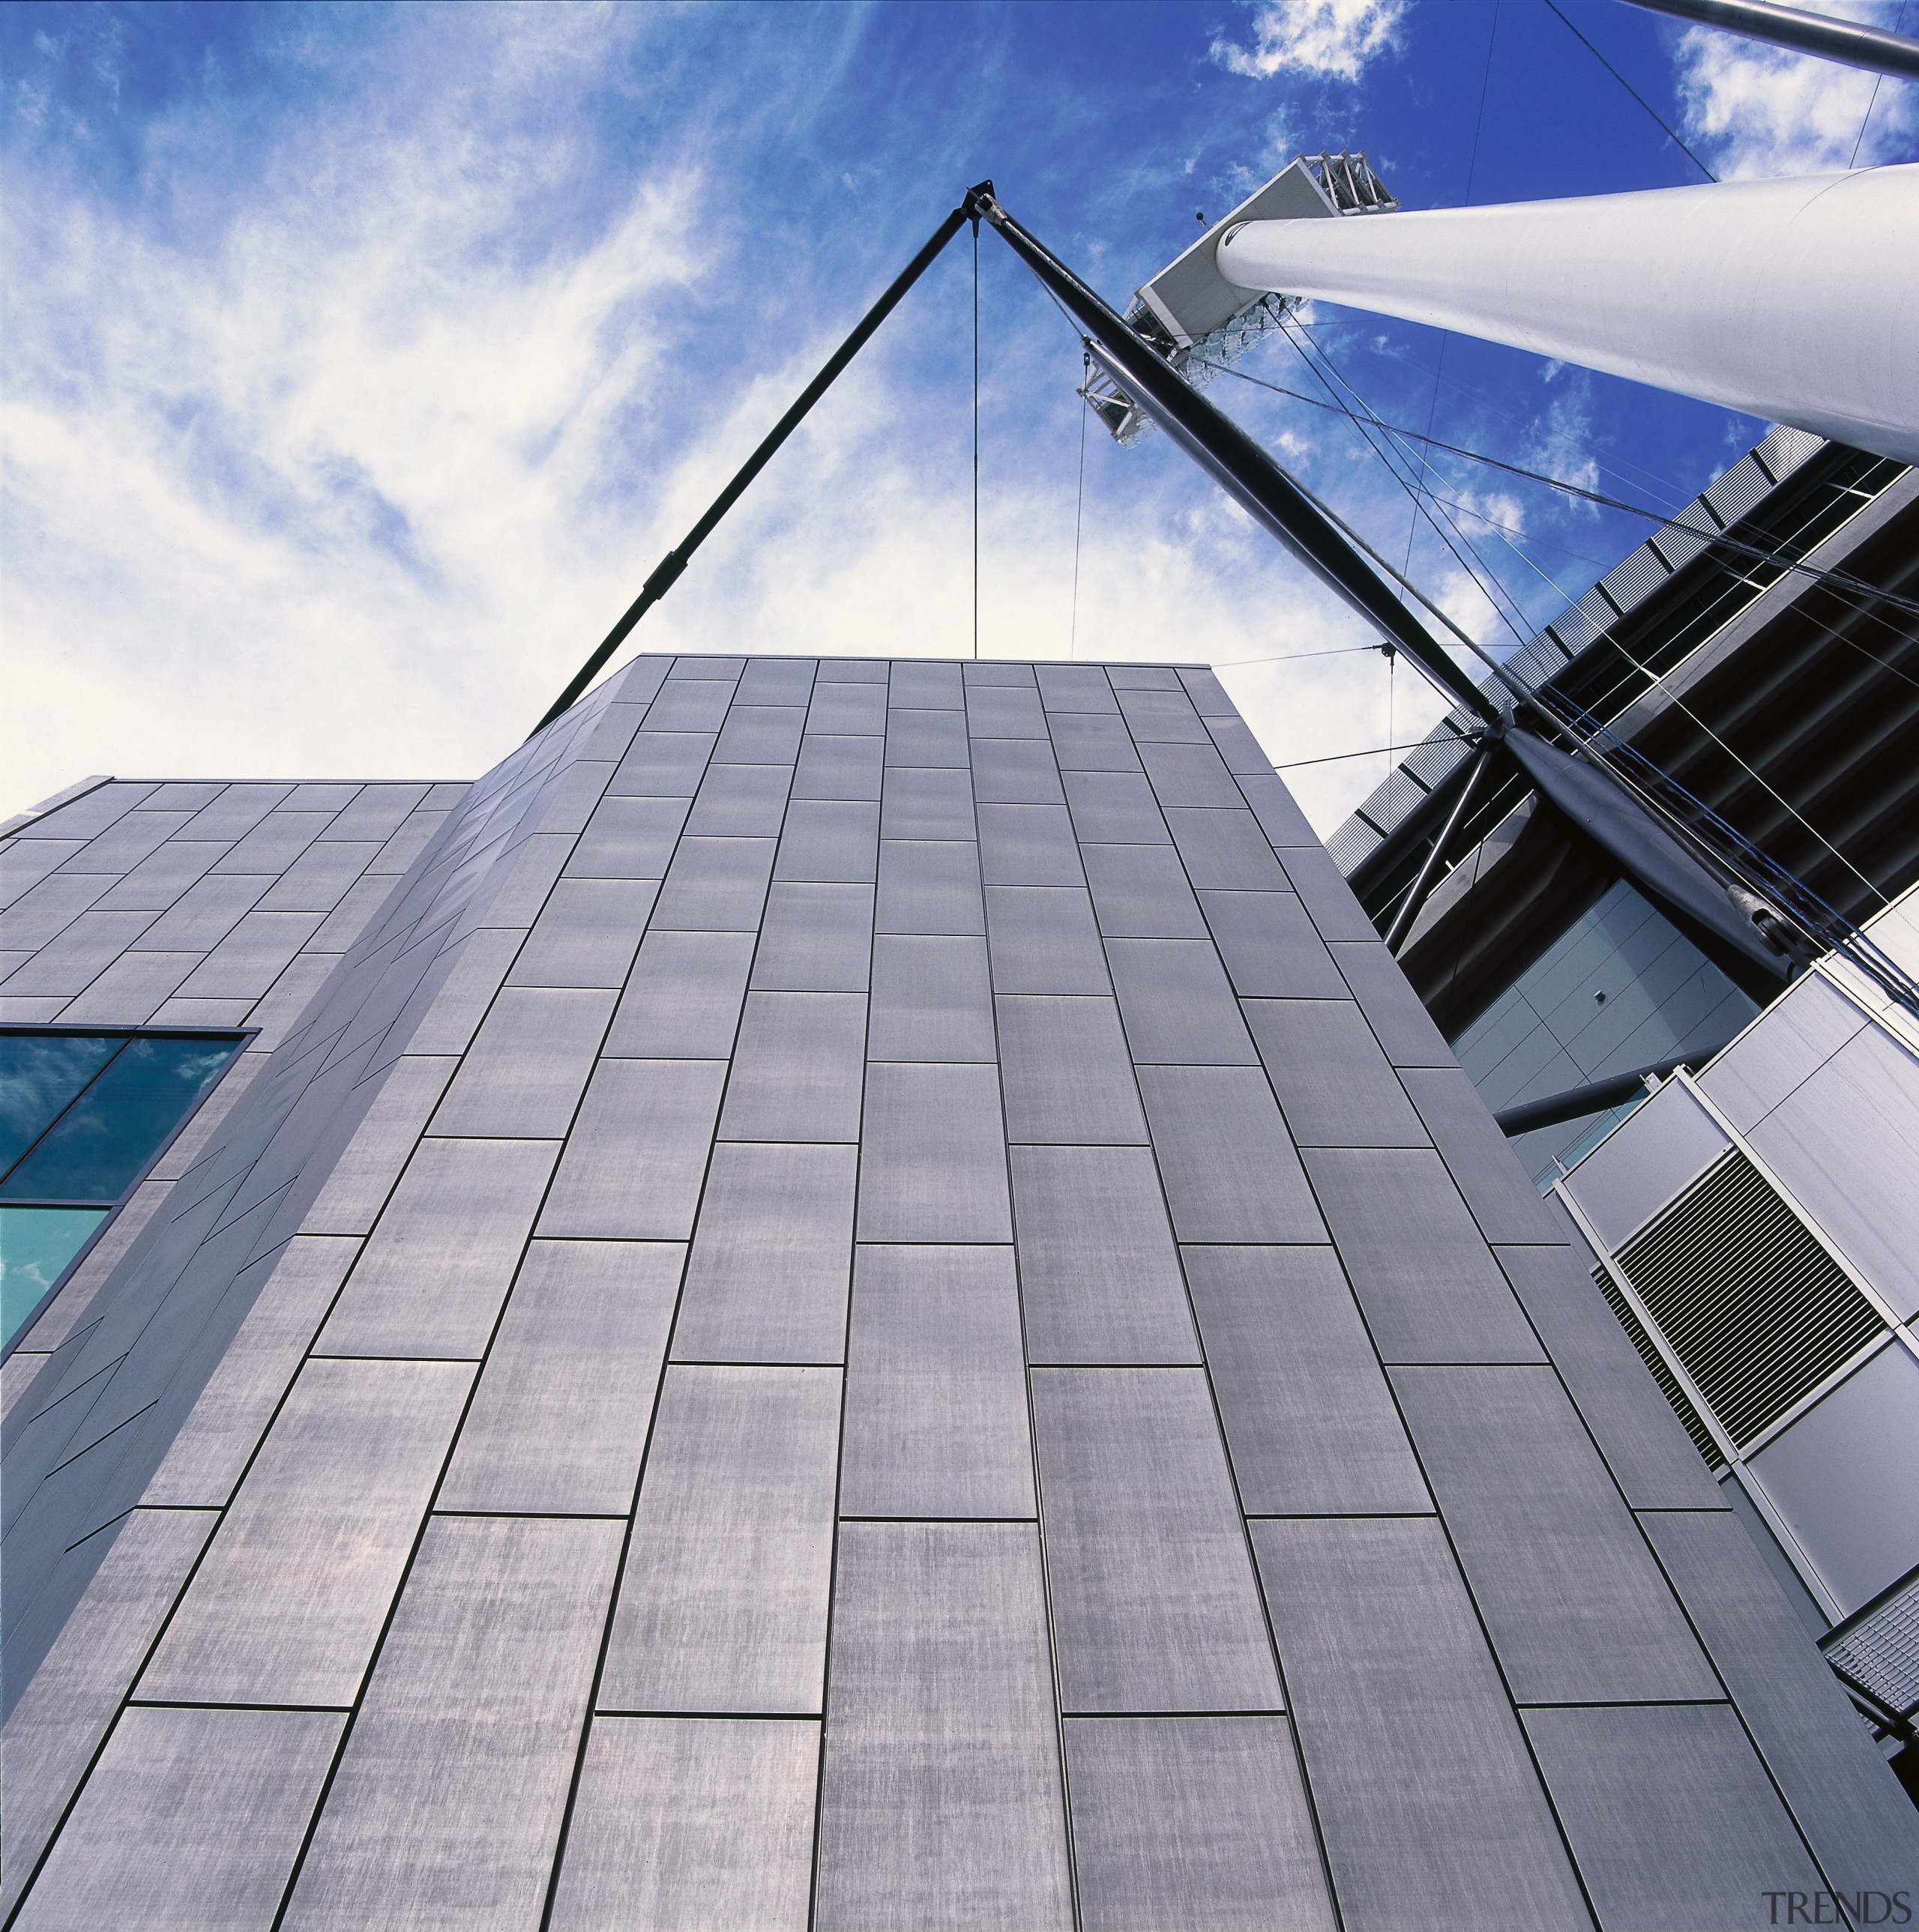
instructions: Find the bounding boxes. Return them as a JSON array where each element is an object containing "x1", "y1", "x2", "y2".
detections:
[{"x1": 2, "y1": 656, "x2": 1912, "y2": 1925}]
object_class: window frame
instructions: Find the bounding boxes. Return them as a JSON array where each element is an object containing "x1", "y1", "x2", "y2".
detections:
[{"x1": 0, "y1": 1024, "x2": 253, "y2": 1363}]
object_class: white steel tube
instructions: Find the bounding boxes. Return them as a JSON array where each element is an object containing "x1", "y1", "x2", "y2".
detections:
[
  {"x1": 1214, "y1": 166, "x2": 1919, "y2": 465},
  {"x1": 1618, "y1": 0, "x2": 1919, "y2": 84}
]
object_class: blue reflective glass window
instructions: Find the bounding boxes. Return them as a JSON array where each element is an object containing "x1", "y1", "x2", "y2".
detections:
[
  {"x1": 0, "y1": 1034, "x2": 123, "y2": 1172},
  {"x1": 1, "y1": 1038, "x2": 236, "y2": 1204},
  {"x1": 1, "y1": 1206, "x2": 108, "y2": 1348}
]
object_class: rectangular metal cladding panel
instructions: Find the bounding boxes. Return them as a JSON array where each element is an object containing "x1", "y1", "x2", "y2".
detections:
[
  {"x1": 11, "y1": 654, "x2": 1909, "y2": 1926},
  {"x1": 0, "y1": 1507, "x2": 218, "y2": 1919},
  {"x1": 9, "y1": 1704, "x2": 345, "y2": 1932},
  {"x1": 280, "y1": 1515, "x2": 623, "y2": 1928},
  {"x1": 551, "y1": 1716, "x2": 820, "y2": 1931},
  {"x1": 1, "y1": 671, "x2": 640, "y2": 1733},
  {"x1": 1641, "y1": 1510, "x2": 1919, "y2": 1899},
  {"x1": 1522, "y1": 1704, "x2": 1828, "y2": 1923},
  {"x1": 1064, "y1": 1717, "x2": 1336, "y2": 1932},
  {"x1": 815, "y1": 1521, "x2": 1073, "y2": 1931}
]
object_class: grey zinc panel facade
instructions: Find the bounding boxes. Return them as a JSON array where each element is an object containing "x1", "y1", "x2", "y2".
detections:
[
  {"x1": 3, "y1": 653, "x2": 1914, "y2": 1924},
  {"x1": 1064, "y1": 1716, "x2": 1335, "y2": 1932},
  {"x1": 551, "y1": 1715, "x2": 820, "y2": 1930}
]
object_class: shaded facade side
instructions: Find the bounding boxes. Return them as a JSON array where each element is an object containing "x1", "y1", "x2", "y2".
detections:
[
  {"x1": 1337, "y1": 433, "x2": 1918, "y2": 1184},
  {"x1": 0, "y1": 700, "x2": 639, "y2": 1720},
  {"x1": 1, "y1": 776, "x2": 465, "y2": 1366}
]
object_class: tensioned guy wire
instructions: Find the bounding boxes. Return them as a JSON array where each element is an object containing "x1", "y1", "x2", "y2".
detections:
[
  {"x1": 1284, "y1": 319, "x2": 1693, "y2": 503},
  {"x1": 1197, "y1": 354, "x2": 1919, "y2": 630},
  {"x1": 1401, "y1": 0, "x2": 1502, "y2": 603},
  {"x1": 1851, "y1": 2, "x2": 1909, "y2": 166},
  {"x1": 1302, "y1": 328, "x2": 1551, "y2": 647},
  {"x1": 1541, "y1": 0, "x2": 1718, "y2": 181},
  {"x1": 1040, "y1": 271, "x2": 1915, "y2": 683},
  {"x1": 1215, "y1": 644, "x2": 1396, "y2": 667},
  {"x1": 1291, "y1": 329, "x2": 1889, "y2": 895},
  {"x1": 1284, "y1": 318, "x2": 1540, "y2": 650},
  {"x1": 990, "y1": 184, "x2": 1917, "y2": 1008},
  {"x1": 1277, "y1": 741, "x2": 1418, "y2": 770},
  {"x1": 1429, "y1": 490, "x2": 1919, "y2": 683},
  {"x1": 1272, "y1": 310, "x2": 1919, "y2": 723},
  {"x1": 1070, "y1": 349, "x2": 1088, "y2": 659},
  {"x1": 973, "y1": 217, "x2": 980, "y2": 660},
  {"x1": 1298, "y1": 441, "x2": 1903, "y2": 962}
]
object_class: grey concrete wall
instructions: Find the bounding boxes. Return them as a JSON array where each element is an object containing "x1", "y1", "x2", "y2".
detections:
[{"x1": 4, "y1": 656, "x2": 1912, "y2": 1928}]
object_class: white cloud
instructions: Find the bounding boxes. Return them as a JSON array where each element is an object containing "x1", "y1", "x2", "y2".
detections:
[
  {"x1": 1, "y1": 9, "x2": 715, "y2": 803},
  {"x1": 1211, "y1": 0, "x2": 1408, "y2": 83},
  {"x1": 1449, "y1": 487, "x2": 1528, "y2": 537},
  {"x1": 1525, "y1": 369, "x2": 1602, "y2": 504},
  {"x1": 1675, "y1": 2, "x2": 1917, "y2": 178},
  {"x1": 1426, "y1": 560, "x2": 1513, "y2": 651},
  {"x1": 0, "y1": 115, "x2": 1364, "y2": 827},
  {"x1": 0, "y1": 4, "x2": 1498, "y2": 844}
]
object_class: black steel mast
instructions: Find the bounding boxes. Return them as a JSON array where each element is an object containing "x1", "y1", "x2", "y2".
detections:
[{"x1": 531, "y1": 198, "x2": 979, "y2": 737}]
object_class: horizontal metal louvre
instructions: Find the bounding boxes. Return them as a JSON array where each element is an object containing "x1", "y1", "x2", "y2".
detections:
[
  {"x1": 1614, "y1": 1150, "x2": 1885, "y2": 1448},
  {"x1": 1372, "y1": 770, "x2": 1430, "y2": 823},
  {"x1": 1325, "y1": 821, "x2": 1381, "y2": 872},
  {"x1": 1516, "y1": 637, "x2": 1567, "y2": 683},
  {"x1": 1597, "y1": 544, "x2": 1671, "y2": 609},
  {"x1": 1402, "y1": 735, "x2": 1474, "y2": 789},
  {"x1": 1822, "y1": 1572, "x2": 1919, "y2": 1723},
  {"x1": 1654, "y1": 524, "x2": 1714, "y2": 570},
  {"x1": 1549, "y1": 598, "x2": 1609, "y2": 656},
  {"x1": 1756, "y1": 424, "x2": 1824, "y2": 480},
  {"x1": 1595, "y1": 1271, "x2": 1723, "y2": 1467},
  {"x1": 1701, "y1": 453, "x2": 1776, "y2": 525}
]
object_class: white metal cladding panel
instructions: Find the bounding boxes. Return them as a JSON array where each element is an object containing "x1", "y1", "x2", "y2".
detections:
[{"x1": 6, "y1": 654, "x2": 1903, "y2": 1925}]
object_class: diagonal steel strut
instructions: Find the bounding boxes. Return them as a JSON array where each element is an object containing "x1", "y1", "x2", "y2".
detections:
[
  {"x1": 529, "y1": 195, "x2": 983, "y2": 737},
  {"x1": 969, "y1": 187, "x2": 1500, "y2": 724}
]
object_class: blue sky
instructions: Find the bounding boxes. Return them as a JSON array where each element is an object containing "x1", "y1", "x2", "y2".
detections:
[{"x1": 4, "y1": 0, "x2": 1913, "y2": 831}]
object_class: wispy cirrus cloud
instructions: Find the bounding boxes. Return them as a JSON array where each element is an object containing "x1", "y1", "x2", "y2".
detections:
[
  {"x1": 1211, "y1": 0, "x2": 1409, "y2": 84},
  {"x1": 4, "y1": 0, "x2": 1766, "y2": 843},
  {"x1": 1525, "y1": 366, "x2": 1603, "y2": 504},
  {"x1": 3, "y1": 3, "x2": 1423, "y2": 830},
  {"x1": 3, "y1": 7, "x2": 714, "y2": 797}
]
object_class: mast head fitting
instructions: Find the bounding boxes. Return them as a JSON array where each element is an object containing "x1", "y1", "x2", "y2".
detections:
[
  {"x1": 1082, "y1": 151, "x2": 1398, "y2": 447},
  {"x1": 961, "y1": 179, "x2": 998, "y2": 229},
  {"x1": 1133, "y1": 151, "x2": 1397, "y2": 352}
]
